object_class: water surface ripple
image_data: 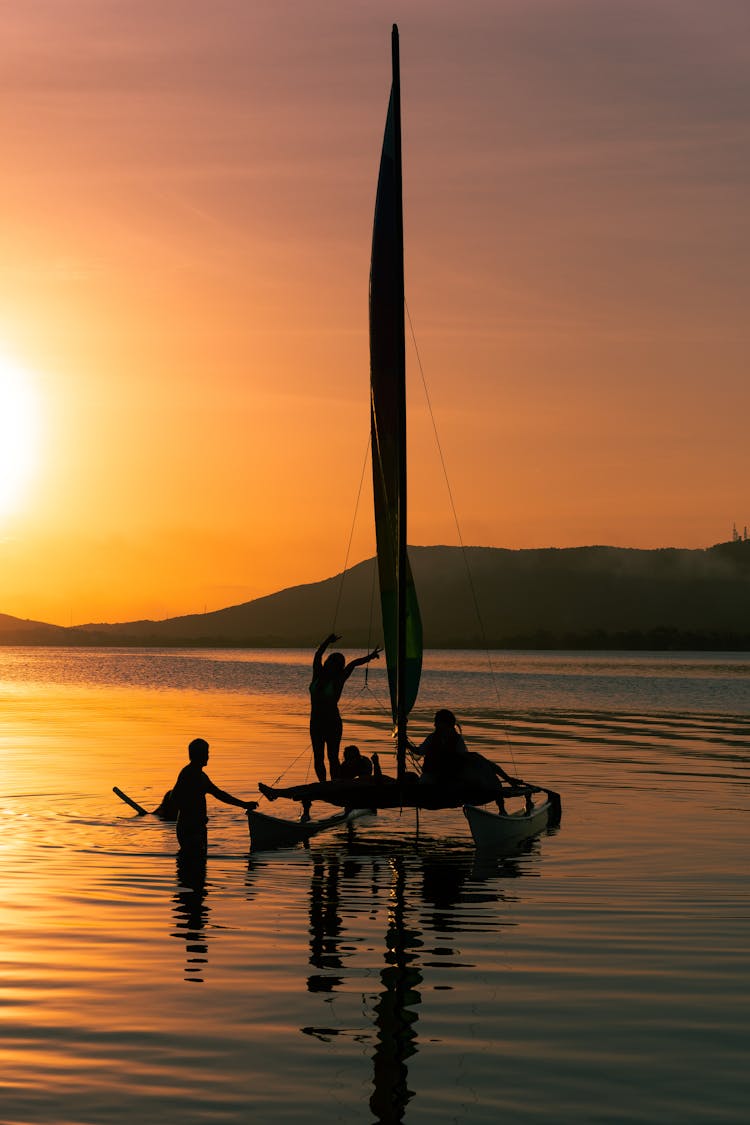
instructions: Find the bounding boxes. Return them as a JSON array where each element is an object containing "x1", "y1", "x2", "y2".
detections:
[{"x1": 0, "y1": 648, "x2": 748, "y2": 1123}]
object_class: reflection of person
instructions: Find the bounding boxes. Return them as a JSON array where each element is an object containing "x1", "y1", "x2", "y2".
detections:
[
  {"x1": 171, "y1": 738, "x2": 257, "y2": 856},
  {"x1": 309, "y1": 633, "x2": 381, "y2": 782},
  {"x1": 173, "y1": 851, "x2": 210, "y2": 983},
  {"x1": 416, "y1": 710, "x2": 522, "y2": 808}
]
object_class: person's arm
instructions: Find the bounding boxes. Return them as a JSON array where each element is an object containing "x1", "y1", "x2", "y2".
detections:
[
  {"x1": 344, "y1": 646, "x2": 382, "y2": 678},
  {"x1": 205, "y1": 776, "x2": 258, "y2": 810},
  {"x1": 493, "y1": 761, "x2": 521, "y2": 785},
  {"x1": 411, "y1": 733, "x2": 430, "y2": 759},
  {"x1": 313, "y1": 633, "x2": 340, "y2": 676}
]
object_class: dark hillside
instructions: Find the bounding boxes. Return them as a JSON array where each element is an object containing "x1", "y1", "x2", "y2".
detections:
[{"x1": 60, "y1": 540, "x2": 750, "y2": 649}]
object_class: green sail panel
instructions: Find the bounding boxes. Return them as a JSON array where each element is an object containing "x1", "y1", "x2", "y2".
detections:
[{"x1": 369, "y1": 88, "x2": 423, "y2": 723}]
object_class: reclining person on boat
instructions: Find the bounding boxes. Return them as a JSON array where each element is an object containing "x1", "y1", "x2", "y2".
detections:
[
  {"x1": 259, "y1": 747, "x2": 386, "y2": 797},
  {"x1": 309, "y1": 633, "x2": 381, "y2": 782},
  {"x1": 171, "y1": 737, "x2": 258, "y2": 857},
  {"x1": 330, "y1": 744, "x2": 380, "y2": 817},
  {"x1": 257, "y1": 748, "x2": 397, "y2": 817},
  {"x1": 414, "y1": 709, "x2": 525, "y2": 812}
]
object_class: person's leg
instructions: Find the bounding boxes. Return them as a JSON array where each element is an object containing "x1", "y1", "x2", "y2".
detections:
[
  {"x1": 326, "y1": 714, "x2": 343, "y2": 780},
  {"x1": 176, "y1": 818, "x2": 207, "y2": 858},
  {"x1": 310, "y1": 718, "x2": 327, "y2": 782}
]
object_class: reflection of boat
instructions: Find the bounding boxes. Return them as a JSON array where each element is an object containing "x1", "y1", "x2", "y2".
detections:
[
  {"x1": 258, "y1": 25, "x2": 560, "y2": 838},
  {"x1": 463, "y1": 794, "x2": 559, "y2": 849},
  {"x1": 295, "y1": 839, "x2": 524, "y2": 1121},
  {"x1": 247, "y1": 807, "x2": 371, "y2": 851}
]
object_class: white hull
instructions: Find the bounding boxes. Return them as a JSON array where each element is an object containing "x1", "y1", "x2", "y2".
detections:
[
  {"x1": 248, "y1": 807, "x2": 371, "y2": 851},
  {"x1": 463, "y1": 800, "x2": 551, "y2": 848}
]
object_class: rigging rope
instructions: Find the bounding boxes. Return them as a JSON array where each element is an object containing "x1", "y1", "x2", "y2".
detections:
[
  {"x1": 405, "y1": 300, "x2": 519, "y2": 775},
  {"x1": 363, "y1": 539, "x2": 379, "y2": 691},
  {"x1": 274, "y1": 431, "x2": 381, "y2": 792},
  {"x1": 331, "y1": 432, "x2": 372, "y2": 634},
  {"x1": 267, "y1": 741, "x2": 313, "y2": 790}
]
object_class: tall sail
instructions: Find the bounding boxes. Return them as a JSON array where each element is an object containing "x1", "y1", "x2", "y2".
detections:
[{"x1": 369, "y1": 25, "x2": 423, "y2": 767}]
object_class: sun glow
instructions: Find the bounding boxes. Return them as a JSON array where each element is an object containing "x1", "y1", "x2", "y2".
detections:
[{"x1": 0, "y1": 356, "x2": 39, "y2": 518}]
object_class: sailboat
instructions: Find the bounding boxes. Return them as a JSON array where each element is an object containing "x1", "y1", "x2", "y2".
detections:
[{"x1": 251, "y1": 26, "x2": 560, "y2": 849}]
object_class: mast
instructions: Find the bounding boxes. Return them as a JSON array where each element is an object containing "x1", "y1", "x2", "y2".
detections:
[
  {"x1": 391, "y1": 24, "x2": 408, "y2": 779},
  {"x1": 370, "y1": 24, "x2": 422, "y2": 782}
]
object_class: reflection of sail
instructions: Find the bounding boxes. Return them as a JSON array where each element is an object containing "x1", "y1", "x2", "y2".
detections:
[
  {"x1": 298, "y1": 841, "x2": 523, "y2": 1117},
  {"x1": 369, "y1": 856, "x2": 422, "y2": 1123},
  {"x1": 171, "y1": 852, "x2": 210, "y2": 984},
  {"x1": 299, "y1": 849, "x2": 424, "y2": 1117}
]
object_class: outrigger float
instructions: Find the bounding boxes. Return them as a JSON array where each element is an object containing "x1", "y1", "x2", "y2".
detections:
[{"x1": 247, "y1": 807, "x2": 373, "y2": 851}]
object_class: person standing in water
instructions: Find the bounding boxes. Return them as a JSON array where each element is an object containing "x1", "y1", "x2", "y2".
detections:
[
  {"x1": 309, "y1": 633, "x2": 381, "y2": 782},
  {"x1": 171, "y1": 737, "x2": 257, "y2": 856}
]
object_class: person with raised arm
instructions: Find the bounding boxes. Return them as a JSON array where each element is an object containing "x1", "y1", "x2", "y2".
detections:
[{"x1": 309, "y1": 633, "x2": 381, "y2": 782}]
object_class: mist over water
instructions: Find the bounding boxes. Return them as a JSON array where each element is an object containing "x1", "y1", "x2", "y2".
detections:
[{"x1": 1, "y1": 648, "x2": 748, "y2": 1124}]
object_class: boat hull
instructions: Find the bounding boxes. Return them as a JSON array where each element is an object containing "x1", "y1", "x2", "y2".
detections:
[
  {"x1": 247, "y1": 807, "x2": 371, "y2": 851},
  {"x1": 463, "y1": 800, "x2": 551, "y2": 848}
]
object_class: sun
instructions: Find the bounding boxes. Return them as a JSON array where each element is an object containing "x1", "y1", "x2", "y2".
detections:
[{"x1": 0, "y1": 355, "x2": 39, "y2": 518}]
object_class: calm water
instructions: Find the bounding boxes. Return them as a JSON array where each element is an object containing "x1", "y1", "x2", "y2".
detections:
[{"x1": 1, "y1": 648, "x2": 748, "y2": 1124}]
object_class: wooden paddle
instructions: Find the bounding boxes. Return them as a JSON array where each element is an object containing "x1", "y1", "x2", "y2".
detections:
[{"x1": 112, "y1": 787, "x2": 149, "y2": 816}]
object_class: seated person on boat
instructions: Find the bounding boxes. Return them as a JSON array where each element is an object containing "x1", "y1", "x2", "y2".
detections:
[
  {"x1": 415, "y1": 709, "x2": 525, "y2": 813},
  {"x1": 338, "y1": 744, "x2": 379, "y2": 780}
]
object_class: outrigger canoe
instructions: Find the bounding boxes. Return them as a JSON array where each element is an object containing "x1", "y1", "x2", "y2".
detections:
[{"x1": 247, "y1": 807, "x2": 372, "y2": 850}]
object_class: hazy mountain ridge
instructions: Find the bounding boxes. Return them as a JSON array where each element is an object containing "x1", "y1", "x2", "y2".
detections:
[
  {"x1": 2, "y1": 542, "x2": 749, "y2": 649},
  {"x1": 0, "y1": 613, "x2": 71, "y2": 643}
]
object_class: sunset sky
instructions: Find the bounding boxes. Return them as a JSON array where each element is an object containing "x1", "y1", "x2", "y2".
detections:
[{"x1": 1, "y1": 1, "x2": 748, "y2": 626}]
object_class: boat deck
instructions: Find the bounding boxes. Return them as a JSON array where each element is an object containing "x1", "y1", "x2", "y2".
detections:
[{"x1": 258, "y1": 776, "x2": 545, "y2": 813}]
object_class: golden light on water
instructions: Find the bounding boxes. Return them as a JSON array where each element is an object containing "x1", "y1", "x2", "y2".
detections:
[{"x1": 0, "y1": 355, "x2": 39, "y2": 519}]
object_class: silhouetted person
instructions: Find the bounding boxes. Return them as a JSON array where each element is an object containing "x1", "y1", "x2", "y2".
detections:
[
  {"x1": 415, "y1": 709, "x2": 470, "y2": 784},
  {"x1": 338, "y1": 744, "x2": 374, "y2": 780},
  {"x1": 309, "y1": 633, "x2": 381, "y2": 782},
  {"x1": 171, "y1": 737, "x2": 257, "y2": 856},
  {"x1": 153, "y1": 788, "x2": 178, "y2": 820},
  {"x1": 416, "y1": 709, "x2": 522, "y2": 811}
]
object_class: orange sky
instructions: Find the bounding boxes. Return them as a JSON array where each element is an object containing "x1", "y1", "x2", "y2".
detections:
[{"x1": 1, "y1": 2, "x2": 748, "y2": 626}]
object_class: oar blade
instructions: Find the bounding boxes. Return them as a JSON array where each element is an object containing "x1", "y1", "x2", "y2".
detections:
[{"x1": 113, "y1": 786, "x2": 149, "y2": 816}]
